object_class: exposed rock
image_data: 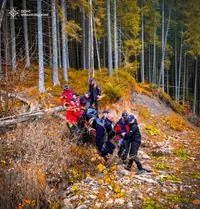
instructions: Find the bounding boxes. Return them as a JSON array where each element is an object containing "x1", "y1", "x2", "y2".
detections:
[
  {"x1": 137, "y1": 192, "x2": 144, "y2": 200},
  {"x1": 88, "y1": 194, "x2": 96, "y2": 200},
  {"x1": 133, "y1": 93, "x2": 172, "y2": 116},
  {"x1": 106, "y1": 199, "x2": 114, "y2": 205},
  {"x1": 119, "y1": 177, "x2": 132, "y2": 186},
  {"x1": 62, "y1": 206, "x2": 74, "y2": 209},
  {"x1": 114, "y1": 198, "x2": 125, "y2": 205},
  {"x1": 135, "y1": 176, "x2": 158, "y2": 184},
  {"x1": 127, "y1": 202, "x2": 133, "y2": 208},
  {"x1": 161, "y1": 187, "x2": 169, "y2": 194},
  {"x1": 119, "y1": 169, "x2": 130, "y2": 176},
  {"x1": 63, "y1": 198, "x2": 73, "y2": 209},
  {"x1": 76, "y1": 205, "x2": 88, "y2": 209},
  {"x1": 95, "y1": 202, "x2": 102, "y2": 208},
  {"x1": 70, "y1": 195, "x2": 79, "y2": 201},
  {"x1": 83, "y1": 177, "x2": 93, "y2": 184},
  {"x1": 138, "y1": 150, "x2": 151, "y2": 160}
]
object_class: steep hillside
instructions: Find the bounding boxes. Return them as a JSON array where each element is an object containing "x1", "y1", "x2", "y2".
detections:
[{"x1": 0, "y1": 68, "x2": 199, "y2": 209}]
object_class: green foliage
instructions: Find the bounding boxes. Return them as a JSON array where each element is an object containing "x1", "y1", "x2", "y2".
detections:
[
  {"x1": 103, "y1": 83, "x2": 122, "y2": 103},
  {"x1": 182, "y1": 0, "x2": 200, "y2": 56},
  {"x1": 137, "y1": 105, "x2": 151, "y2": 120},
  {"x1": 142, "y1": 198, "x2": 164, "y2": 209},
  {"x1": 159, "y1": 174, "x2": 181, "y2": 182},
  {"x1": 159, "y1": 91, "x2": 185, "y2": 114},
  {"x1": 49, "y1": 200, "x2": 62, "y2": 209},
  {"x1": 113, "y1": 69, "x2": 137, "y2": 89},
  {"x1": 174, "y1": 149, "x2": 190, "y2": 160},
  {"x1": 161, "y1": 113, "x2": 190, "y2": 131},
  {"x1": 95, "y1": 69, "x2": 137, "y2": 104},
  {"x1": 154, "y1": 163, "x2": 172, "y2": 170},
  {"x1": 64, "y1": 20, "x2": 82, "y2": 42},
  {"x1": 124, "y1": 39, "x2": 142, "y2": 59},
  {"x1": 118, "y1": 0, "x2": 141, "y2": 60},
  {"x1": 145, "y1": 125, "x2": 160, "y2": 136},
  {"x1": 143, "y1": 0, "x2": 161, "y2": 44},
  {"x1": 93, "y1": 0, "x2": 106, "y2": 39},
  {"x1": 166, "y1": 194, "x2": 190, "y2": 203},
  {"x1": 121, "y1": 61, "x2": 140, "y2": 76},
  {"x1": 191, "y1": 173, "x2": 200, "y2": 179}
]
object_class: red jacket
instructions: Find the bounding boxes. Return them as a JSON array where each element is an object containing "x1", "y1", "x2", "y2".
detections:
[
  {"x1": 66, "y1": 99, "x2": 83, "y2": 124},
  {"x1": 114, "y1": 118, "x2": 130, "y2": 141},
  {"x1": 61, "y1": 89, "x2": 74, "y2": 106}
]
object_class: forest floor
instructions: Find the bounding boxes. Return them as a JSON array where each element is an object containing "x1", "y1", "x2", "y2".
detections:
[{"x1": 0, "y1": 68, "x2": 200, "y2": 209}]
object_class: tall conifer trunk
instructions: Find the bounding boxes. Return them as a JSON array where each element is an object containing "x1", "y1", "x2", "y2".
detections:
[
  {"x1": 193, "y1": 59, "x2": 198, "y2": 114},
  {"x1": 37, "y1": 0, "x2": 45, "y2": 92},
  {"x1": 107, "y1": 0, "x2": 113, "y2": 75},
  {"x1": 114, "y1": 0, "x2": 118, "y2": 69},
  {"x1": 61, "y1": 0, "x2": 68, "y2": 81},
  {"x1": 23, "y1": 0, "x2": 30, "y2": 68},
  {"x1": 10, "y1": 0, "x2": 17, "y2": 71},
  {"x1": 141, "y1": 0, "x2": 145, "y2": 82},
  {"x1": 52, "y1": 0, "x2": 59, "y2": 85}
]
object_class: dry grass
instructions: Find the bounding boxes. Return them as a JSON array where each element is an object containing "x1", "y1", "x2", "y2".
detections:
[
  {"x1": 0, "y1": 116, "x2": 101, "y2": 208},
  {"x1": 161, "y1": 113, "x2": 191, "y2": 131}
]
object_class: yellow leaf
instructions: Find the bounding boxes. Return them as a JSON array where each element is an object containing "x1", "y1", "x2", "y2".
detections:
[
  {"x1": 71, "y1": 185, "x2": 79, "y2": 192},
  {"x1": 97, "y1": 163, "x2": 106, "y2": 173},
  {"x1": 1, "y1": 160, "x2": 6, "y2": 164},
  {"x1": 113, "y1": 184, "x2": 121, "y2": 193}
]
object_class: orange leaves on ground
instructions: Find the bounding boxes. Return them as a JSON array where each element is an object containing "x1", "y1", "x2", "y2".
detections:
[
  {"x1": 162, "y1": 113, "x2": 191, "y2": 131},
  {"x1": 136, "y1": 104, "x2": 151, "y2": 120},
  {"x1": 192, "y1": 199, "x2": 200, "y2": 205},
  {"x1": 97, "y1": 188, "x2": 106, "y2": 201},
  {"x1": 18, "y1": 198, "x2": 36, "y2": 209},
  {"x1": 135, "y1": 83, "x2": 154, "y2": 98},
  {"x1": 37, "y1": 170, "x2": 46, "y2": 189}
]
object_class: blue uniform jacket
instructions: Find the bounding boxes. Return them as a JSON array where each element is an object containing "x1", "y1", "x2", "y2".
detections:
[
  {"x1": 125, "y1": 119, "x2": 141, "y2": 144},
  {"x1": 89, "y1": 86, "x2": 101, "y2": 102}
]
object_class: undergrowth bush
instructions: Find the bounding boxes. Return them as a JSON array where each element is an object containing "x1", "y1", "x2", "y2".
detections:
[
  {"x1": 161, "y1": 113, "x2": 190, "y2": 131},
  {"x1": 137, "y1": 105, "x2": 151, "y2": 120},
  {"x1": 159, "y1": 91, "x2": 185, "y2": 114},
  {"x1": 103, "y1": 83, "x2": 122, "y2": 103},
  {"x1": 142, "y1": 197, "x2": 164, "y2": 209},
  {"x1": 145, "y1": 125, "x2": 160, "y2": 136},
  {"x1": 174, "y1": 149, "x2": 190, "y2": 160},
  {"x1": 0, "y1": 116, "x2": 101, "y2": 208}
]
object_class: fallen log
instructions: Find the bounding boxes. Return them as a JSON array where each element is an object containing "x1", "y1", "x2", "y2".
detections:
[{"x1": 0, "y1": 106, "x2": 64, "y2": 128}]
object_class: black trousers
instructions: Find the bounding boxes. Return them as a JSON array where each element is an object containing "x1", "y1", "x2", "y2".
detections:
[{"x1": 127, "y1": 142, "x2": 143, "y2": 170}]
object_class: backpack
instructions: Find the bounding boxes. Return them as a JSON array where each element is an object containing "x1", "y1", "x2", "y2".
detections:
[{"x1": 86, "y1": 108, "x2": 98, "y2": 120}]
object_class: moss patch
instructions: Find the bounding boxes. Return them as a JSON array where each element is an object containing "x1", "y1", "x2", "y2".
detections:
[
  {"x1": 142, "y1": 198, "x2": 164, "y2": 209},
  {"x1": 174, "y1": 149, "x2": 190, "y2": 160},
  {"x1": 145, "y1": 125, "x2": 160, "y2": 136},
  {"x1": 166, "y1": 194, "x2": 190, "y2": 203},
  {"x1": 159, "y1": 174, "x2": 181, "y2": 182}
]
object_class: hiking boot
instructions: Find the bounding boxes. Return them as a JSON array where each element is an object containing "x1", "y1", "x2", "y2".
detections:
[
  {"x1": 143, "y1": 168, "x2": 152, "y2": 173},
  {"x1": 136, "y1": 168, "x2": 148, "y2": 175}
]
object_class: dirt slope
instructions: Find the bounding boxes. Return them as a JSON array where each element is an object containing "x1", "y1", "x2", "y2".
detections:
[{"x1": 0, "y1": 91, "x2": 200, "y2": 209}]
